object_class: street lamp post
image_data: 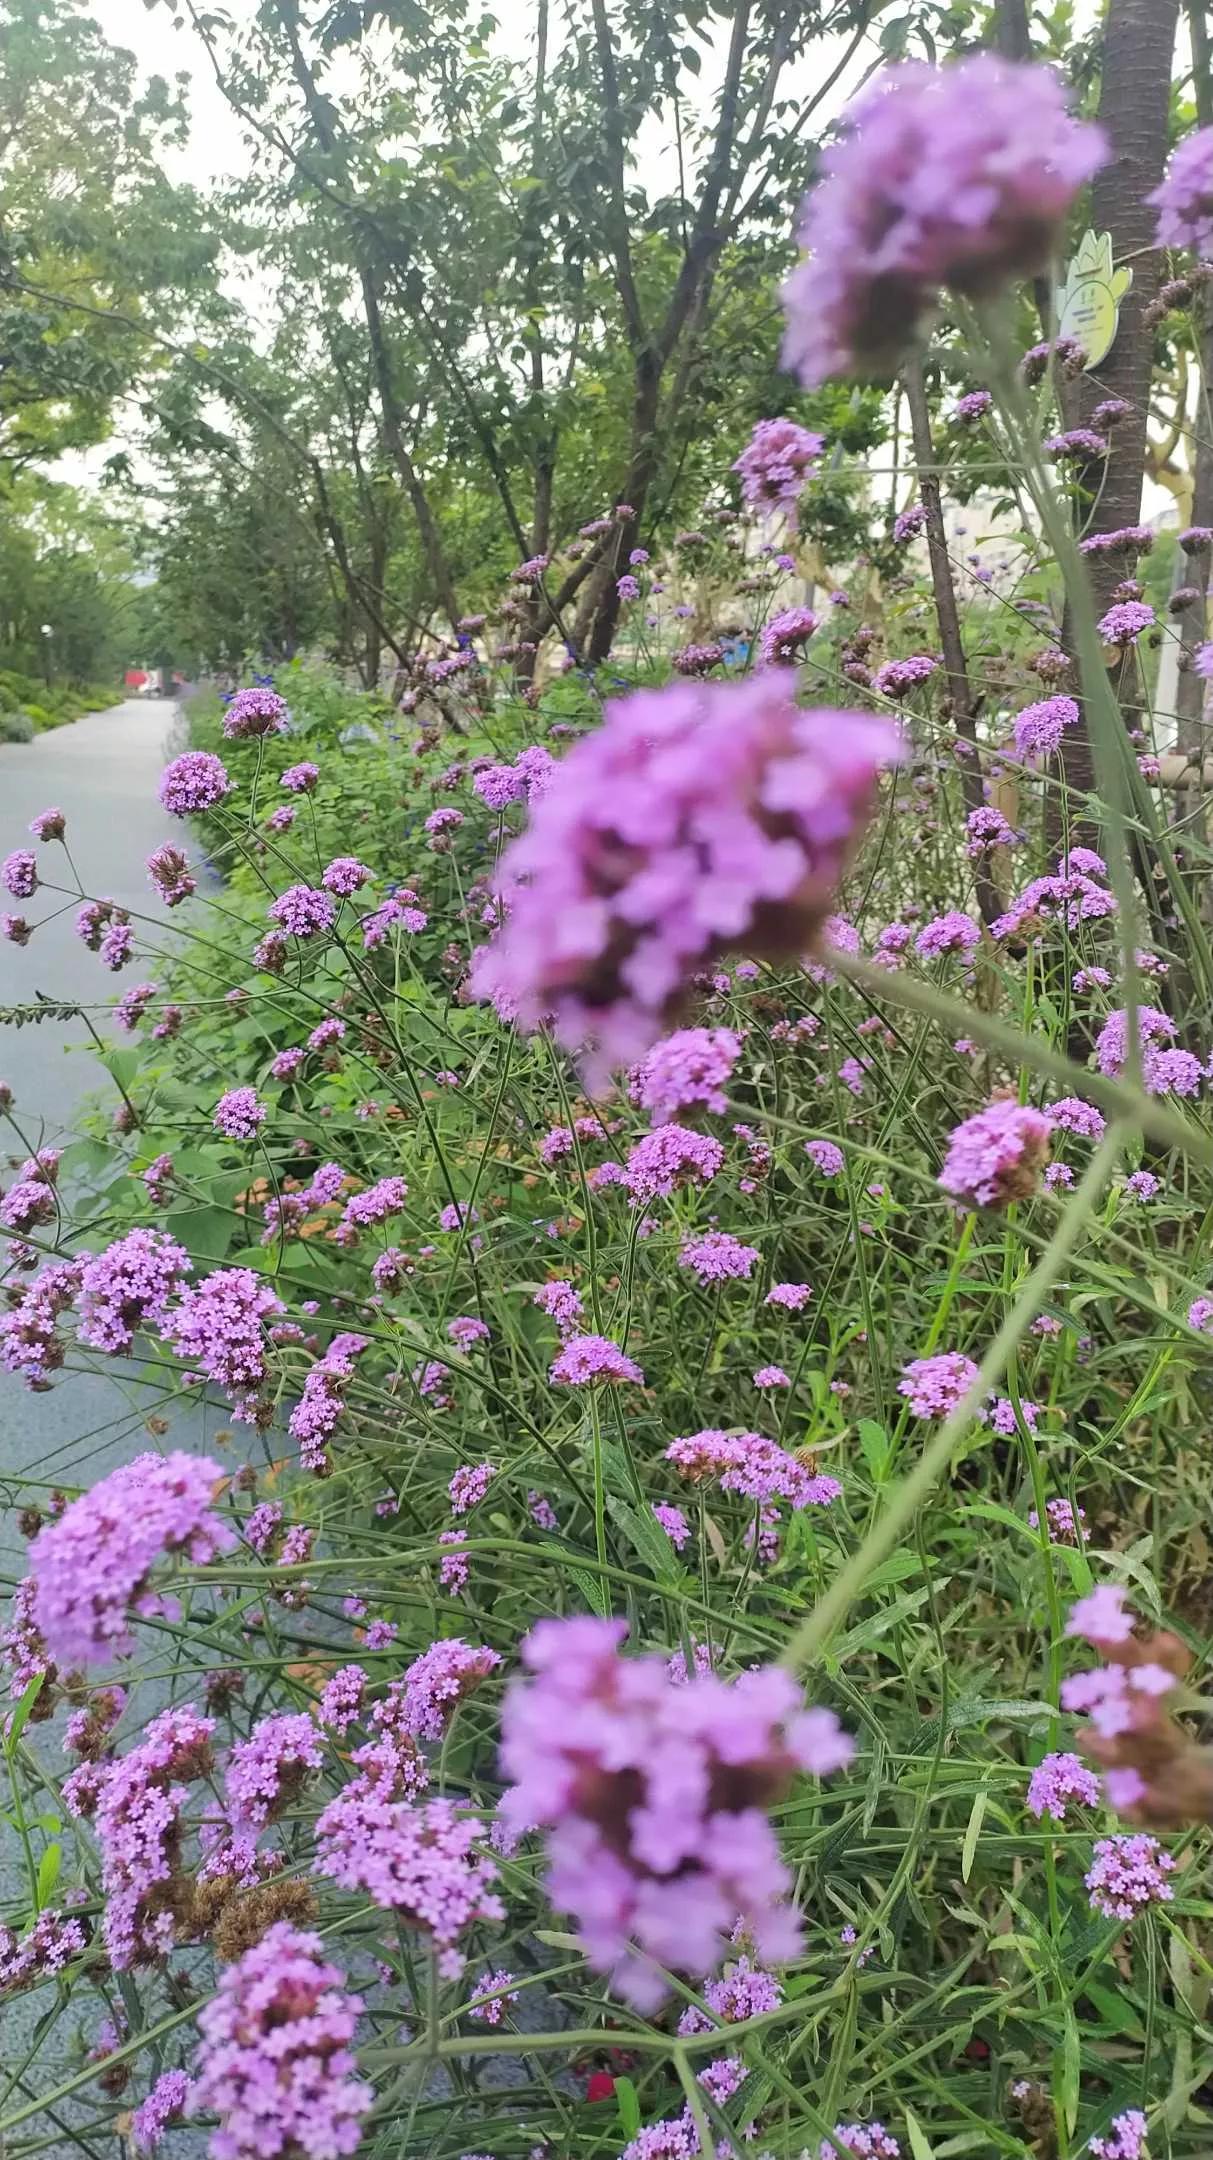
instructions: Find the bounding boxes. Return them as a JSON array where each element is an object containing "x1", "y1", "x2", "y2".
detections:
[{"x1": 39, "y1": 624, "x2": 53, "y2": 691}]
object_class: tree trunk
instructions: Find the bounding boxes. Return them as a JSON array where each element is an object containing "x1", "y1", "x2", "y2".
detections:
[
  {"x1": 902, "y1": 360, "x2": 1002, "y2": 925},
  {"x1": 1056, "y1": 0, "x2": 1179, "y2": 813}
]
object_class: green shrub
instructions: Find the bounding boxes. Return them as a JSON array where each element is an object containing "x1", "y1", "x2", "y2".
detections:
[{"x1": 0, "y1": 708, "x2": 35, "y2": 743}]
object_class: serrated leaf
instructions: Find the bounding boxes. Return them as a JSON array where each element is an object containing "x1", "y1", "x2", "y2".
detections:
[
  {"x1": 568, "y1": 1567, "x2": 609, "y2": 1617},
  {"x1": 4, "y1": 1673, "x2": 44, "y2": 1755}
]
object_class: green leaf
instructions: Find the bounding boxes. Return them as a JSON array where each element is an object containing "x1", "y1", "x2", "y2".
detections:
[
  {"x1": 3, "y1": 1673, "x2": 44, "y2": 1755},
  {"x1": 568, "y1": 1568, "x2": 610, "y2": 1618},
  {"x1": 903, "y1": 2109, "x2": 935, "y2": 2160},
  {"x1": 1055, "y1": 2003, "x2": 1080, "y2": 2134},
  {"x1": 606, "y1": 1496, "x2": 678, "y2": 1582},
  {"x1": 857, "y1": 1418, "x2": 890, "y2": 1478},
  {"x1": 614, "y1": 2077, "x2": 642, "y2": 2140},
  {"x1": 961, "y1": 1785, "x2": 988, "y2": 1884},
  {"x1": 35, "y1": 1842, "x2": 61, "y2": 1910}
]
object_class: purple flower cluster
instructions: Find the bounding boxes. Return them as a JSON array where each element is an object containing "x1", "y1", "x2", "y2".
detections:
[
  {"x1": 498, "y1": 1616, "x2": 852, "y2": 2008},
  {"x1": 630, "y1": 1027, "x2": 741, "y2": 1123},
  {"x1": 270, "y1": 884, "x2": 336, "y2": 939},
  {"x1": 131, "y1": 2069, "x2": 193, "y2": 2153},
  {"x1": 733, "y1": 417, "x2": 823, "y2": 521},
  {"x1": 289, "y1": 1333, "x2": 367, "y2": 1472},
  {"x1": 389, "y1": 1637, "x2": 503, "y2": 1741},
  {"x1": 222, "y1": 685, "x2": 290, "y2": 738},
  {"x1": 781, "y1": 56, "x2": 1105, "y2": 385},
  {"x1": 147, "y1": 844, "x2": 196, "y2": 907},
  {"x1": 192, "y1": 1924, "x2": 372, "y2": 2160},
  {"x1": 0, "y1": 1908, "x2": 86, "y2": 1993},
  {"x1": 678, "y1": 1231, "x2": 760, "y2": 1283},
  {"x1": 899, "y1": 1352, "x2": 980, "y2": 1418},
  {"x1": 225, "y1": 1710, "x2": 324, "y2": 1831},
  {"x1": 873, "y1": 654, "x2": 936, "y2": 698},
  {"x1": 1098, "y1": 601, "x2": 1155, "y2": 646},
  {"x1": 29, "y1": 1453, "x2": 233, "y2": 1665},
  {"x1": 314, "y1": 1792, "x2": 502, "y2": 1977},
  {"x1": 625, "y1": 1123, "x2": 724, "y2": 1202},
  {"x1": 666, "y1": 1429, "x2": 840, "y2": 1510},
  {"x1": 336, "y1": 1175, "x2": 408, "y2": 1245},
  {"x1": 549, "y1": 1333, "x2": 644, "y2": 1386},
  {"x1": 159, "y1": 751, "x2": 231, "y2": 816},
  {"x1": 77, "y1": 1229, "x2": 191, "y2": 1355},
  {"x1": 1085, "y1": 1832, "x2": 1175, "y2": 1919},
  {"x1": 1089, "y1": 2110, "x2": 1149, "y2": 2160},
  {"x1": 1150, "y1": 125, "x2": 1213, "y2": 253},
  {"x1": 213, "y1": 1086, "x2": 266, "y2": 1141},
  {"x1": 1013, "y1": 694, "x2": 1080, "y2": 763},
  {"x1": 937, "y1": 1098, "x2": 1051, "y2": 1209},
  {"x1": 162, "y1": 1267, "x2": 285, "y2": 1407},
  {"x1": 470, "y1": 673, "x2": 899, "y2": 1084},
  {"x1": 760, "y1": 606, "x2": 820, "y2": 667},
  {"x1": 93, "y1": 1702, "x2": 216, "y2": 1965},
  {"x1": 1026, "y1": 1750, "x2": 1101, "y2": 1821},
  {"x1": 0, "y1": 1257, "x2": 83, "y2": 1386}
]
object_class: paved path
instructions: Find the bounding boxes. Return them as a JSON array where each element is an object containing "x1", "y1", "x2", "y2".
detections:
[{"x1": 0, "y1": 697, "x2": 208, "y2": 1542}]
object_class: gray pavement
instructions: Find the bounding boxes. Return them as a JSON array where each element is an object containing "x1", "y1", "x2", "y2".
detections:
[{"x1": 0, "y1": 696, "x2": 211, "y2": 1547}]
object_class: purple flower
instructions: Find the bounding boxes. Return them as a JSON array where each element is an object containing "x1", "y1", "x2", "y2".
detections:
[
  {"x1": 0, "y1": 1258, "x2": 82, "y2": 1386},
  {"x1": 1043, "y1": 427, "x2": 1109, "y2": 461},
  {"x1": 1085, "y1": 1832, "x2": 1175, "y2": 1919},
  {"x1": 92, "y1": 1703, "x2": 216, "y2": 1965},
  {"x1": 270, "y1": 884, "x2": 336, "y2": 938},
  {"x1": 1029, "y1": 1496, "x2": 1086, "y2": 1543},
  {"x1": 469, "y1": 674, "x2": 899, "y2": 1086},
  {"x1": 672, "y1": 641, "x2": 726, "y2": 676},
  {"x1": 222, "y1": 685, "x2": 290, "y2": 738},
  {"x1": 678, "y1": 1230, "x2": 760, "y2": 1283},
  {"x1": 225, "y1": 1710, "x2": 324, "y2": 1830},
  {"x1": 28, "y1": 807, "x2": 64, "y2": 842},
  {"x1": 1026, "y1": 1750, "x2": 1101, "y2": 1820},
  {"x1": 28, "y1": 1454, "x2": 232, "y2": 1666},
  {"x1": 1150, "y1": 125, "x2": 1213, "y2": 253},
  {"x1": 314, "y1": 1793, "x2": 502, "y2": 1977},
  {"x1": 146, "y1": 844, "x2": 196, "y2": 907},
  {"x1": 336, "y1": 1175, "x2": 408, "y2": 1245},
  {"x1": 317, "y1": 1665, "x2": 367, "y2": 1735},
  {"x1": 753, "y1": 1364, "x2": 791, "y2": 1389},
  {"x1": 899, "y1": 1352, "x2": 980, "y2": 1418},
  {"x1": 1078, "y1": 524, "x2": 1154, "y2": 557},
  {"x1": 951, "y1": 388, "x2": 993, "y2": 424},
  {"x1": 532, "y1": 1279, "x2": 584, "y2": 1334},
  {"x1": 549, "y1": 1334, "x2": 644, "y2": 1386},
  {"x1": 385, "y1": 1638, "x2": 502, "y2": 1742},
  {"x1": 893, "y1": 504, "x2": 926, "y2": 543},
  {"x1": 1124, "y1": 1169, "x2": 1160, "y2": 1201},
  {"x1": 733, "y1": 418, "x2": 823, "y2": 523},
  {"x1": 159, "y1": 751, "x2": 231, "y2": 817},
  {"x1": 938, "y1": 1097, "x2": 1051, "y2": 1209},
  {"x1": 1089, "y1": 2109, "x2": 1149, "y2": 2160},
  {"x1": 322, "y1": 856, "x2": 373, "y2": 897},
  {"x1": 759, "y1": 606, "x2": 820, "y2": 667},
  {"x1": 131, "y1": 2070, "x2": 193, "y2": 2152},
  {"x1": 667, "y1": 1428, "x2": 838, "y2": 1511},
  {"x1": 625, "y1": 1123, "x2": 724, "y2": 1202},
  {"x1": 1047, "y1": 1096, "x2": 1106, "y2": 1138},
  {"x1": 1013, "y1": 694, "x2": 1080, "y2": 763},
  {"x1": 766, "y1": 1281, "x2": 812, "y2": 1309},
  {"x1": 629, "y1": 1027, "x2": 741, "y2": 1123},
  {"x1": 1094, "y1": 1005, "x2": 1176, "y2": 1077},
  {"x1": 781, "y1": 56, "x2": 1105, "y2": 386},
  {"x1": 873, "y1": 653, "x2": 936, "y2": 698},
  {"x1": 213, "y1": 1086, "x2": 266, "y2": 1141},
  {"x1": 1098, "y1": 600, "x2": 1156, "y2": 645},
  {"x1": 652, "y1": 1501, "x2": 691, "y2": 1550},
  {"x1": 821, "y1": 2129, "x2": 901, "y2": 2160},
  {"x1": 805, "y1": 1139, "x2": 845, "y2": 1176},
  {"x1": 281, "y1": 761, "x2": 320, "y2": 792},
  {"x1": 192, "y1": 1923, "x2": 372, "y2": 2160},
  {"x1": 162, "y1": 1267, "x2": 285, "y2": 1405},
  {"x1": 2, "y1": 850, "x2": 37, "y2": 899},
  {"x1": 498, "y1": 1616, "x2": 853, "y2": 2007},
  {"x1": 78, "y1": 1230, "x2": 191, "y2": 1355},
  {"x1": 466, "y1": 1967, "x2": 518, "y2": 2026},
  {"x1": 1066, "y1": 1584, "x2": 1134, "y2": 1645},
  {"x1": 914, "y1": 910, "x2": 980, "y2": 959},
  {"x1": 449, "y1": 1461, "x2": 495, "y2": 1513}
]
